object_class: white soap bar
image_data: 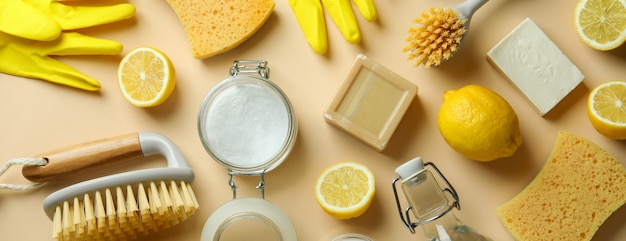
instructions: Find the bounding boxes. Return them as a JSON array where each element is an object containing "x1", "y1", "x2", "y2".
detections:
[{"x1": 487, "y1": 18, "x2": 584, "y2": 116}]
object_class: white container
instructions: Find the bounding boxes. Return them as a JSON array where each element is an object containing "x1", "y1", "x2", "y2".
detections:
[
  {"x1": 198, "y1": 60, "x2": 298, "y2": 241},
  {"x1": 197, "y1": 61, "x2": 297, "y2": 174}
]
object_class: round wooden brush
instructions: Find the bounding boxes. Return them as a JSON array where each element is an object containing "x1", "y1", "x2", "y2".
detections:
[
  {"x1": 22, "y1": 132, "x2": 199, "y2": 241},
  {"x1": 403, "y1": 0, "x2": 488, "y2": 68}
]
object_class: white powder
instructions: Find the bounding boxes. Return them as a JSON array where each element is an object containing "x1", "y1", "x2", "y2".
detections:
[{"x1": 203, "y1": 82, "x2": 290, "y2": 168}]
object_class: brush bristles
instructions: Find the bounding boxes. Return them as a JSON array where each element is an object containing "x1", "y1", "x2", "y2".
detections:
[
  {"x1": 403, "y1": 7, "x2": 467, "y2": 68},
  {"x1": 52, "y1": 180, "x2": 199, "y2": 241}
]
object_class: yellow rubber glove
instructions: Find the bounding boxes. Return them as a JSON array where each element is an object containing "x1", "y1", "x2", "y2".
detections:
[
  {"x1": 0, "y1": 0, "x2": 135, "y2": 41},
  {"x1": 0, "y1": 32, "x2": 123, "y2": 91},
  {"x1": 289, "y1": 0, "x2": 377, "y2": 54},
  {"x1": 0, "y1": 0, "x2": 135, "y2": 91},
  {"x1": 23, "y1": 0, "x2": 136, "y2": 34},
  {"x1": 0, "y1": 0, "x2": 60, "y2": 41}
]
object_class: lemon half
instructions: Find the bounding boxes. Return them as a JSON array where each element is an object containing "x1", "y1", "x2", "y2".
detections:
[
  {"x1": 314, "y1": 162, "x2": 375, "y2": 219},
  {"x1": 575, "y1": 0, "x2": 626, "y2": 50},
  {"x1": 588, "y1": 81, "x2": 626, "y2": 139},
  {"x1": 118, "y1": 47, "x2": 176, "y2": 107}
]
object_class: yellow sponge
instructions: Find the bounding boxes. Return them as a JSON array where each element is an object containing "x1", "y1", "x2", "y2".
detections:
[
  {"x1": 165, "y1": 0, "x2": 275, "y2": 59},
  {"x1": 497, "y1": 131, "x2": 626, "y2": 241}
]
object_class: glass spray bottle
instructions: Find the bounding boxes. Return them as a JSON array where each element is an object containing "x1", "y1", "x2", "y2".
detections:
[{"x1": 392, "y1": 157, "x2": 492, "y2": 241}]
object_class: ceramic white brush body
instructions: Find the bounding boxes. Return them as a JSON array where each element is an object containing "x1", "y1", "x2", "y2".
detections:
[
  {"x1": 404, "y1": 0, "x2": 488, "y2": 68},
  {"x1": 22, "y1": 132, "x2": 199, "y2": 241}
]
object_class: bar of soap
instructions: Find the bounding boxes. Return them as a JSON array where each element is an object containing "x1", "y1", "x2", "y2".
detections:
[
  {"x1": 324, "y1": 54, "x2": 417, "y2": 151},
  {"x1": 487, "y1": 18, "x2": 584, "y2": 116}
]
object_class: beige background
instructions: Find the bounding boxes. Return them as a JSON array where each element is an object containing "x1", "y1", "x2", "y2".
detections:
[{"x1": 1, "y1": 0, "x2": 626, "y2": 240}]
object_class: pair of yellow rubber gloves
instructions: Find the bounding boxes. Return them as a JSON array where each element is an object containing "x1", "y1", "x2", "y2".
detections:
[
  {"x1": 0, "y1": 0, "x2": 135, "y2": 91},
  {"x1": 1, "y1": 0, "x2": 374, "y2": 90},
  {"x1": 289, "y1": 0, "x2": 378, "y2": 54}
]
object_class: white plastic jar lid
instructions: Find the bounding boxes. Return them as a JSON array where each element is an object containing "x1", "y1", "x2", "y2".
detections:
[
  {"x1": 197, "y1": 75, "x2": 297, "y2": 174},
  {"x1": 201, "y1": 198, "x2": 297, "y2": 241}
]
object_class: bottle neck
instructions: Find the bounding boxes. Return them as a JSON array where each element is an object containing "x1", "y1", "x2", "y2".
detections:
[
  {"x1": 419, "y1": 210, "x2": 492, "y2": 241},
  {"x1": 420, "y1": 209, "x2": 462, "y2": 241}
]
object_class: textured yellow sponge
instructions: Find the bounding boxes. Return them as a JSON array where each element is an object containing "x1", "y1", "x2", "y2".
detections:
[
  {"x1": 165, "y1": 0, "x2": 275, "y2": 59},
  {"x1": 497, "y1": 131, "x2": 626, "y2": 241}
]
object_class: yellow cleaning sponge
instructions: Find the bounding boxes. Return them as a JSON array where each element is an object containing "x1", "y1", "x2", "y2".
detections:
[
  {"x1": 497, "y1": 131, "x2": 626, "y2": 241},
  {"x1": 165, "y1": 0, "x2": 275, "y2": 59}
]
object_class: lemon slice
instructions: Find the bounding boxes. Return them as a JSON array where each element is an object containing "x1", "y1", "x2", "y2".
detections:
[
  {"x1": 314, "y1": 162, "x2": 375, "y2": 219},
  {"x1": 587, "y1": 80, "x2": 626, "y2": 139},
  {"x1": 118, "y1": 47, "x2": 175, "y2": 107},
  {"x1": 575, "y1": 0, "x2": 626, "y2": 50}
]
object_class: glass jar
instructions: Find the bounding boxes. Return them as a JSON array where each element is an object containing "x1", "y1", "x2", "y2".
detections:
[
  {"x1": 197, "y1": 60, "x2": 297, "y2": 176},
  {"x1": 198, "y1": 60, "x2": 298, "y2": 241}
]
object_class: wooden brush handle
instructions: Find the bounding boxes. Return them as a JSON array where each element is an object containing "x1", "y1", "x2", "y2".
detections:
[{"x1": 22, "y1": 133, "x2": 143, "y2": 183}]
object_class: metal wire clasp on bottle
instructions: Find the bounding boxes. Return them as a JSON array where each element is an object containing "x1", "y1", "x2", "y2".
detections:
[{"x1": 392, "y1": 157, "x2": 460, "y2": 234}]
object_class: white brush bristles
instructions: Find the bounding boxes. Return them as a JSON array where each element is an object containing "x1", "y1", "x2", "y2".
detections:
[{"x1": 52, "y1": 180, "x2": 199, "y2": 241}]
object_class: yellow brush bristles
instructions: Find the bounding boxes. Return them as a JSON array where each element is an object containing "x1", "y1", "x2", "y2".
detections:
[
  {"x1": 52, "y1": 181, "x2": 199, "y2": 241},
  {"x1": 403, "y1": 7, "x2": 467, "y2": 68}
]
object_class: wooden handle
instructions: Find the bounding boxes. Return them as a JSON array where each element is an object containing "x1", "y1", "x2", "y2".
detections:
[{"x1": 22, "y1": 133, "x2": 143, "y2": 183}]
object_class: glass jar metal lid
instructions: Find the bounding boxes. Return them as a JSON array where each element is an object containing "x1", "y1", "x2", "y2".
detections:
[{"x1": 197, "y1": 63, "x2": 297, "y2": 174}]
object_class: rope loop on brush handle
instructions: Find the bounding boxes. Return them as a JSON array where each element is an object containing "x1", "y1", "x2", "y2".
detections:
[{"x1": 0, "y1": 157, "x2": 47, "y2": 190}]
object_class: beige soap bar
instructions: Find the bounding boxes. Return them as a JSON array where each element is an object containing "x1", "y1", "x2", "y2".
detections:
[
  {"x1": 324, "y1": 54, "x2": 417, "y2": 151},
  {"x1": 487, "y1": 18, "x2": 584, "y2": 116}
]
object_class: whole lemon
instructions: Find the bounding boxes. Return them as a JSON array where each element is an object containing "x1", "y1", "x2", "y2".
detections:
[{"x1": 438, "y1": 85, "x2": 522, "y2": 161}]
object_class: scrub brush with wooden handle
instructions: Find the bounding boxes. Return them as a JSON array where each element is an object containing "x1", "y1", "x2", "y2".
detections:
[
  {"x1": 403, "y1": 0, "x2": 488, "y2": 68},
  {"x1": 22, "y1": 132, "x2": 199, "y2": 241}
]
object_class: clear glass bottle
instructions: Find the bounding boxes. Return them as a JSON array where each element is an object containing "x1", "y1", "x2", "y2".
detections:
[{"x1": 392, "y1": 157, "x2": 492, "y2": 241}]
